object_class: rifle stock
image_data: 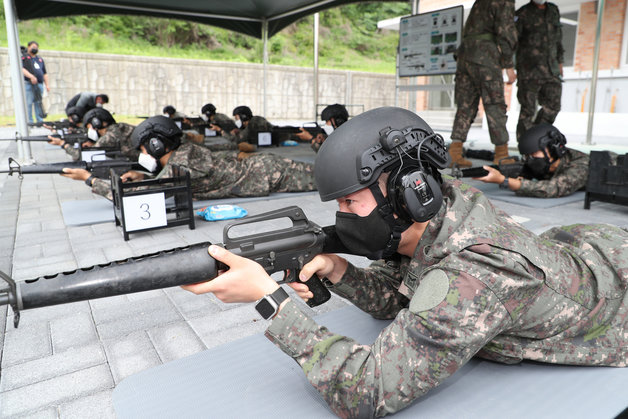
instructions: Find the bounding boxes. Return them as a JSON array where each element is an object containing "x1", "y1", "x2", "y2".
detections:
[{"x1": 0, "y1": 206, "x2": 343, "y2": 327}]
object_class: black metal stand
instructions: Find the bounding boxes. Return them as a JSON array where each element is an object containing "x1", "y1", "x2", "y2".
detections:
[{"x1": 584, "y1": 151, "x2": 628, "y2": 209}]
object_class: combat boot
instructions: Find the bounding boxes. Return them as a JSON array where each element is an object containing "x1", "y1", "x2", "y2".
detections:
[
  {"x1": 493, "y1": 144, "x2": 515, "y2": 165},
  {"x1": 237, "y1": 151, "x2": 253, "y2": 160},
  {"x1": 448, "y1": 141, "x2": 472, "y2": 168}
]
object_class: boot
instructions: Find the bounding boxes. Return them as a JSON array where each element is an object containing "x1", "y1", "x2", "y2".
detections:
[
  {"x1": 185, "y1": 132, "x2": 205, "y2": 144},
  {"x1": 448, "y1": 141, "x2": 472, "y2": 168},
  {"x1": 493, "y1": 144, "x2": 515, "y2": 165},
  {"x1": 237, "y1": 151, "x2": 253, "y2": 160},
  {"x1": 238, "y1": 142, "x2": 257, "y2": 153}
]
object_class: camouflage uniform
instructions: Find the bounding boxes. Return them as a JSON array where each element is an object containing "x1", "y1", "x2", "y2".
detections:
[
  {"x1": 64, "y1": 123, "x2": 138, "y2": 162},
  {"x1": 266, "y1": 178, "x2": 628, "y2": 417},
  {"x1": 517, "y1": 148, "x2": 589, "y2": 197},
  {"x1": 452, "y1": 0, "x2": 517, "y2": 146},
  {"x1": 515, "y1": 2, "x2": 564, "y2": 140},
  {"x1": 91, "y1": 142, "x2": 316, "y2": 200}
]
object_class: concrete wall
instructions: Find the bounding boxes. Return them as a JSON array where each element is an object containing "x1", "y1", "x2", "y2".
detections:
[{"x1": 0, "y1": 48, "x2": 396, "y2": 119}]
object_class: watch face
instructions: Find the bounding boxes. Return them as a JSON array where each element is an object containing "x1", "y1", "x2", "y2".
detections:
[{"x1": 255, "y1": 298, "x2": 277, "y2": 320}]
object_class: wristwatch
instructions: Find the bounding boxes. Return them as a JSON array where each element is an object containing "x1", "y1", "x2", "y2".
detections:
[
  {"x1": 85, "y1": 175, "x2": 95, "y2": 187},
  {"x1": 255, "y1": 287, "x2": 289, "y2": 320},
  {"x1": 499, "y1": 177, "x2": 509, "y2": 190}
]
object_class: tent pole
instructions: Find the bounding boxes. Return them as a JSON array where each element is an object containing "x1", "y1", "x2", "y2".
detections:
[
  {"x1": 586, "y1": 0, "x2": 604, "y2": 145},
  {"x1": 4, "y1": 0, "x2": 30, "y2": 161},
  {"x1": 314, "y1": 12, "x2": 319, "y2": 121},
  {"x1": 262, "y1": 19, "x2": 268, "y2": 118}
]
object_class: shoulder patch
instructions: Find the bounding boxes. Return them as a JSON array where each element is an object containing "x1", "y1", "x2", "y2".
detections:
[{"x1": 409, "y1": 269, "x2": 450, "y2": 313}]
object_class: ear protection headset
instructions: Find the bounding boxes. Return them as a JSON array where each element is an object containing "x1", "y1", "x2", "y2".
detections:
[
  {"x1": 542, "y1": 127, "x2": 567, "y2": 159},
  {"x1": 90, "y1": 117, "x2": 103, "y2": 130},
  {"x1": 145, "y1": 135, "x2": 168, "y2": 159},
  {"x1": 378, "y1": 126, "x2": 446, "y2": 223}
]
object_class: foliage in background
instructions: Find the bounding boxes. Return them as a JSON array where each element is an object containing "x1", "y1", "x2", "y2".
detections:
[{"x1": 0, "y1": 1, "x2": 409, "y2": 73}]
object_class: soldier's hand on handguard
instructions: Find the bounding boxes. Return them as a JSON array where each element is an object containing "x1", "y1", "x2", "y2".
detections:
[
  {"x1": 474, "y1": 165, "x2": 505, "y2": 184},
  {"x1": 505, "y1": 68, "x2": 517, "y2": 85},
  {"x1": 61, "y1": 168, "x2": 90, "y2": 181},
  {"x1": 289, "y1": 254, "x2": 348, "y2": 302},
  {"x1": 182, "y1": 245, "x2": 280, "y2": 304},
  {"x1": 120, "y1": 171, "x2": 146, "y2": 182},
  {"x1": 47, "y1": 135, "x2": 64, "y2": 146},
  {"x1": 209, "y1": 124, "x2": 222, "y2": 135},
  {"x1": 295, "y1": 128, "x2": 313, "y2": 142}
]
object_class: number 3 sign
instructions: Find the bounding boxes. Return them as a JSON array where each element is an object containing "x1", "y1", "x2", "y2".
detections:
[{"x1": 122, "y1": 193, "x2": 167, "y2": 232}]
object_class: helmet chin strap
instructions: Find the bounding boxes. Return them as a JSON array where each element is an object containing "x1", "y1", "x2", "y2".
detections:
[{"x1": 369, "y1": 184, "x2": 412, "y2": 258}]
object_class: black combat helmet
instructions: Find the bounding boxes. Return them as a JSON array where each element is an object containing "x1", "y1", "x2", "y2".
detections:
[
  {"x1": 518, "y1": 123, "x2": 567, "y2": 159},
  {"x1": 232, "y1": 105, "x2": 253, "y2": 122},
  {"x1": 321, "y1": 104, "x2": 349, "y2": 127},
  {"x1": 131, "y1": 115, "x2": 182, "y2": 151},
  {"x1": 315, "y1": 106, "x2": 450, "y2": 203},
  {"x1": 65, "y1": 106, "x2": 86, "y2": 125},
  {"x1": 201, "y1": 103, "x2": 217, "y2": 116},
  {"x1": 83, "y1": 108, "x2": 115, "y2": 129}
]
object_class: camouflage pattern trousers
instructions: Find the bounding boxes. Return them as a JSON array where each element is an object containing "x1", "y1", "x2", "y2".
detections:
[
  {"x1": 516, "y1": 78, "x2": 562, "y2": 141},
  {"x1": 452, "y1": 60, "x2": 509, "y2": 146}
]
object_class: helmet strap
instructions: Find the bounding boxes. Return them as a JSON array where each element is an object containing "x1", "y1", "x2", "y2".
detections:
[{"x1": 369, "y1": 183, "x2": 412, "y2": 258}]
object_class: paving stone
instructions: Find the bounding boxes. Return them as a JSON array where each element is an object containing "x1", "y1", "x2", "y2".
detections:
[
  {"x1": 15, "y1": 221, "x2": 42, "y2": 235},
  {"x1": 1, "y1": 343, "x2": 106, "y2": 391},
  {"x1": 6, "y1": 300, "x2": 91, "y2": 328},
  {"x1": 1, "y1": 321, "x2": 51, "y2": 367},
  {"x1": 59, "y1": 390, "x2": 116, "y2": 419},
  {"x1": 93, "y1": 295, "x2": 183, "y2": 340},
  {"x1": 42, "y1": 240, "x2": 73, "y2": 257},
  {"x1": 10, "y1": 407, "x2": 58, "y2": 419},
  {"x1": 51, "y1": 311, "x2": 100, "y2": 352},
  {"x1": 147, "y1": 320, "x2": 207, "y2": 363},
  {"x1": 163, "y1": 286, "x2": 222, "y2": 320},
  {"x1": 187, "y1": 304, "x2": 262, "y2": 345},
  {"x1": 74, "y1": 248, "x2": 109, "y2": 268},
  {"x1": 101, "y1": 244, "x2": 134, "y2": 261},
  {"x1": 0, "y1": 364, "x2": 114, "y2": 417},
  {"x1": 12, "y1": 244, "x2": 43, "y2": 263},
  {"x1": 102, "y1": 331, "x2": 161, "y2": 384}
]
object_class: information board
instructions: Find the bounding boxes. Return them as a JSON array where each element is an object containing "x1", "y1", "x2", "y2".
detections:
[{"x1": 398, "y1": 6, "x2": 464, "y2": 77}]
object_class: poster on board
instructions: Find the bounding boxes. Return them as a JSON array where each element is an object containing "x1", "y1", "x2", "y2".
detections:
[{"x1": 398, "y1": 6, "x2": 464, "y2": 77}]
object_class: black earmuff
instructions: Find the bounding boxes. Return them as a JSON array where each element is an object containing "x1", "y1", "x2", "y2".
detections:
[
  {"x1": 90, "y1": 117, "x2": 102, "y2": 130},
  {"x1": 546, "y1": 129, "x2": 567, "y2": 159},
  {"x1": 147, "y1": 136, "x2": 167, "y2": 159},
  {"x1": 387, "y1": 163, "x2": 443, "y2": 223}
]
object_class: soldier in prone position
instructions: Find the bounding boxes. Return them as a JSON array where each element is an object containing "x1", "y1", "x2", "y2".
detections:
[
  {"x1": 61, "y1": 116, "x2": 317, "y2": 200},
  {"x1": 474, "y1": 124, "x2": 592, "y2": 197},
  {"x1": 182, "y1": 107, "x2": 628, "y2": 417}
]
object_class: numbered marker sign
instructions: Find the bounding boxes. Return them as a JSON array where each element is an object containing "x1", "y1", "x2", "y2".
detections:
[
  {"x1": 82, "y1": 150, "x2": 107, "y2": 162},
  {"x1": 258, "y1": 132, "x2": 272, "y2": 146},
  {"x1": 122, "y1": 193, "x2": 167, "y2": 232},
  {"x1": 205, "y1": 128, "x2": 217, "y2": 137}
]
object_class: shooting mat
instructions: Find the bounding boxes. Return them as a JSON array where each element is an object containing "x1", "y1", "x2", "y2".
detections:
[
  {"x1": 113, "y1": 304, "x2": 628, "y2": 419},
  {"x1": 466, "y1": 180, "x2": 586, "y2": 208}
]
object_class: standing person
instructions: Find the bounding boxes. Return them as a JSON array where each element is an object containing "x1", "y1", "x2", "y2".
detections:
[
  {"x1": 182, "y1": 107, "x2": 628, "y2": 417},
  {"x1": 21, "y1": 41, "x2": 50, "y2": 124},
  {"x1": 450, "y1": 0, "x2": 518, "y2": 167},
  {"x1": 515, "y1": 0, "x2": 565, "y2": 141}
]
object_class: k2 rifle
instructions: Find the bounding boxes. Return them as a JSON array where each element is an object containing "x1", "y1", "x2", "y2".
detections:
[
  {"x1": 0, "y1": 157, "x2": 141, "y2": 179},
  {"x1": 28, "y1": 119, "x2": 75, "y2": 130},
  {"x1": 0, "y1": 132, "x2": 88, "y2": 144},
  {"x1": 0, "y1": 206, "x2": 348, "y2": 327},
  {"x1": 452, "y1": 158, "x2": 525, "y2": 179},
  {"x1": 273, "y1": 122, "x2": 324, "y2": 137}
]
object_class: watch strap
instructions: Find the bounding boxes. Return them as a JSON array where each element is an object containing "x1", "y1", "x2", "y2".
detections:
[
  {"x1": 499, "y1": 177, "x2": 509, "y2": 190},
  {"x1": 85, "y1": 175, "x2": 95, "y2": 187},
  {"x1": 255, "y1": 287, "x2": 289, "y2": 320}
]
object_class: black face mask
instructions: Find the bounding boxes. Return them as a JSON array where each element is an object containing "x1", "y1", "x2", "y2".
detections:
[
  {"x1": 525, "y1": 156, "x2": 552, "y2": 179},
  {"x1": 30, "y1": 48, "x2": 38, "y2": 55}
]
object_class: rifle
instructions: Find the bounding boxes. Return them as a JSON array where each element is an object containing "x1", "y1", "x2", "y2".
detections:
[
  {"x1": 452, "y1": 159, "x2": 526, "y2": 179},
  {"x1": 0, "y1": 206, "x2": 345, "y2": 328},
  {"x1": 463, "y1": 148, "x2": 494, "y2": 161},
  {"x1": 273, "y1": 123, "x2": 324, "y2": 137},
  {"x1": 0, "y1": 132, "x2": 88, "y2": 144},
  {"x1": 28, "y1": 119, "x2": 75, "y2": 130},
  {"x1": 0, "y1": 157, "x2": 142, "y2": 179}
]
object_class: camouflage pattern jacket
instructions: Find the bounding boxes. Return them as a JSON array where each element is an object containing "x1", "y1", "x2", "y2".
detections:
[
  {"x1": 65, "y1": 123, "x2": 138, "y2": 162},
  {"x1": 266, "y1": 178, "x2": 628, "y2": 417},
  {"x1": 516, "y1": 1, "x2": 564, "y2": 80},
  {"x1": 517, "y1": 148, "x2": 589, "y2": 198},
  {"x1": 223, "y1": 116, "x2": 273, "y2": 144},
  {"x1": 456, "y1": 0, "x2": 517, "y2": 69}
]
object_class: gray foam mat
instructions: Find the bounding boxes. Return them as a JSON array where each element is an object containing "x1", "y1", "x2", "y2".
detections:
[
  {"x1": 112, "y1": 305, "x2": 628, "y2": 419},
  {"x1": 61, "y1": 192, "x2": 319, "y2": 226},
  {"x1": 467, "y1": 181, "x2": 586, "y2": 208}
]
